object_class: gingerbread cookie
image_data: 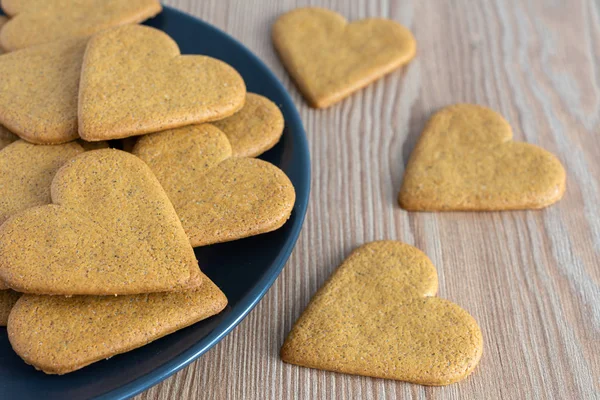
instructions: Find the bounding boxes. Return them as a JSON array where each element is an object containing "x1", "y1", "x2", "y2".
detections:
[
  {"x1": 212, "y1": 93, "x2": 284, "y2": 157},
  {"x1": 281, "y1": 241, "x2": 483, "y2": 385},
  {"x1": 0, "y1": 37, "x2": 86, "y2": 144},
  {"x1": 0, "y1": 140, "x2": 84, "y2": 226},
  {"x1": 79, "y1": 25, "x2": 246, "y2": 141},
  {"x1": 399, "y1": 104, "x2": 566, "y2": 211},
  {"x1": 0, "y1": 289, "x2": 20, "y2": 326},
  {"x1": 0, "y1": 139, "x2": 82, "y2": 291},
  {"x1": 0, "y1": 125, "x2": 19, "y2": 149},
  {"x1": 0, "y1": 149, "x2": 201, "y2": 295},
  {"x1": 132, "y1": 124, "x2": 296, "y2": 247},
  {"x1": 8, "y1": 271, "x2": 227, "y2": 374},
  {"x1": 272, "y1": 7, "x2": 416, "y2": 108},
  {"x1": 0, "y1": 0, "x2": 161, "y2": 51},
  {"x1": 0, "y1": 137, "x2": 107, "y2": 291}
]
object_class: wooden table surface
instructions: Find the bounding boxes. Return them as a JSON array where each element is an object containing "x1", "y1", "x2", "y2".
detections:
[{"x1": 138, "y1": 1, "x2": 600, "y2": 399}]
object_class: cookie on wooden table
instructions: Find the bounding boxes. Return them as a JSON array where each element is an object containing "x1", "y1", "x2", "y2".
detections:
[
  {"x1": 78, "y1": 25, "x2": 246, "y2": 141},
  {"x1": 132, "y1": 124, "x2": 296, "y2": 247},
  {"x1": 399, "y1": 104, "x2": 566, "y2": 211},
  {"x1": 272, "y1": 7, "x2": 416, "y2": 108},
  {"x1": 8, "y1": 272, "x2": 227, "y2": 374},
  {"x1": 0, "y1": 37, "x2": 86, "y2": 144},
  {"x1": 0, "y1": 0, "x2": 161, "y2": 51},
  {"x1": 212, "y1": 93, "x2": 284, "y2": 158},
  {"x1": 0, "y1": 149, "x2": 202, "y2": 295},
  {"x1": 281, "y1": 241, "x2": 483, "y2": 386}
]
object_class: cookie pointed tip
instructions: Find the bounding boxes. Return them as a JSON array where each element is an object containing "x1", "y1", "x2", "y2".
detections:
[{"x1": 397, "y1": 191, "x2": 421, "y2": 211}]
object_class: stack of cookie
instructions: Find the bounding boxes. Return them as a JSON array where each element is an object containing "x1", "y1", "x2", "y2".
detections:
[{"x1": 0, "y1": 1, "x2": 295, "y2": 374}]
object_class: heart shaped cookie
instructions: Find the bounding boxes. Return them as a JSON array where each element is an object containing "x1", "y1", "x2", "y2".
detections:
[
  {"x1": 272, "y1": 8, "x2": 416, "y2": 108},
  {"x1": 0, "y1": 140, "x2": 83, "y2": 291},
  {"x1": 8, "y1": 271, "x2": 227, "y2": 374},
  {"x1": 132, "y1": 124, "x2": 296, "y2": 247},
  {"x1": 212, "y1": 93, "x2": 284, "y2": 158},
  {"x1": 281, "y1": 241, "x2": 483, "y2": 386},
  {"x1": 399, "y1": 104, "x2": 566, "y2": 211},
  {"x1": 79, "y1": 25, "x2": 246, "y2": 141},
  {"x1": 0, "y1": 0, "x2": 161, "y2": 51},
  {"x1": 0, "y1": 37, "x2": 86, "y2": 144},
  {"x1": 0, "y1": 140, "x2": 83, "y2": 225},
  {"x1": 0, "y1": 149, "x2": 201, "y2": 295}
]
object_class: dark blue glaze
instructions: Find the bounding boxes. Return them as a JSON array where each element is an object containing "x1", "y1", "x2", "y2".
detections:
[{"x1": 0, "y1": 6, "x2": 310, "y2": 399}]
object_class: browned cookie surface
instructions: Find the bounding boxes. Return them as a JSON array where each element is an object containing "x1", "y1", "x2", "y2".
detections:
[
  {"x1": 0, "y1": 149, "x2": 201, "y2": 295},
  {"x1": 0, "y1": 0, "x2": 161, "y2": 51},
  {"x1": 8, "y1": 273, "x2": 226, "y2": 374},
  {"x1": 79, "y1": 25, "x2": 246, "y2": 141},
  {"x1": 281, "y1": 241, "x2": 483, "y2": 386},
  {"x1": 0, "y1": 140, "x2": 84, "y2": 225},
  {"x1": 399, "y1": 104, "x2": 566, "y2": 211},
  {"x1": 272, "y1": 7, "x2": 416, "y2": 108},
  {"x1": 133, "y1": 124, "x2": 295, "y2": 247},
  {"x1": 0, "y1": 37, "x2": 86, "y2": 144},
  {"x1": 213, "y1": 93, "x2": 284, "y2": 158}
]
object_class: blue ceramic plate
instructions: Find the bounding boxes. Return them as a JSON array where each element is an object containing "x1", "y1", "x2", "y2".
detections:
[{"x1": 0, "y1": 6, "x2": 310, "y2": 400}]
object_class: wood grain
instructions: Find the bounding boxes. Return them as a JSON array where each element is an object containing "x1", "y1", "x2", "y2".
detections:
[{"x1": 137, "y1": 0, "x2": 600, "y2": 398}]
